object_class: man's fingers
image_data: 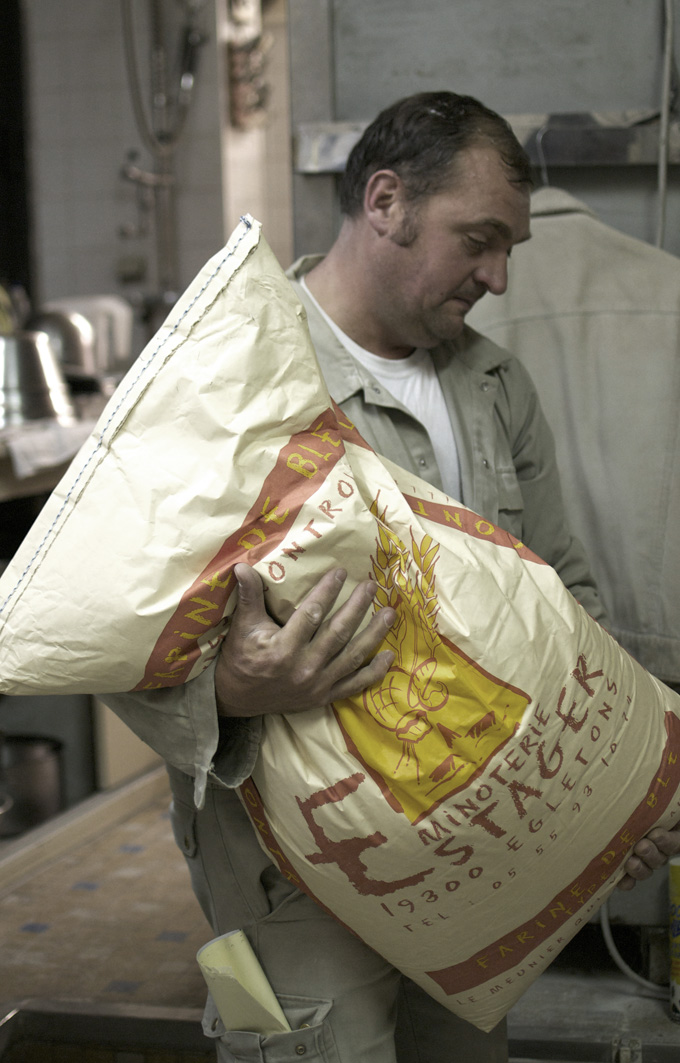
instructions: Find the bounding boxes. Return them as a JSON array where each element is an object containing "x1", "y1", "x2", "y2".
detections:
[
  {"x1": 622, "y1": 855, "x2": 654, "y2": 883},
  {"x1": 627, "y1": 832, "x2": 678, "y2": 875},
  {"x1": 312, "y1": 578, "x2": 390, "y2": 656},
  {"x1": 228, "y1": 564, "x2": 276, "y2": 638},
  {"x1": 232, "y1": 568, "x2": 387, "y2": 661},
  {"x1": 217, "y1": 565, "x2": 397, "y2": 719},
  {"x1": 233, "y1": 562, "x2": 265, "y2": 604},
  {"x1": 617, "y1": 827, "x2": 680, "y2": 890},
  {"x1": 278, "y1": 569, "x2": 387, "y2": 659},
  {"x1": 328, "y1": 649, "x2": 396, "y2": 703},
  {"x1": 321, "y1": 604, "x2": 396, "y2": 699},
  {"x1": 278, "y1": 567, "x2": 350, "y2": 642},
  {"x1": 643, "y1": 827, "x2": 680, "y2": 858},
  {"x1": 335, "y1": 602, "x2": 397, "y2": 666}
]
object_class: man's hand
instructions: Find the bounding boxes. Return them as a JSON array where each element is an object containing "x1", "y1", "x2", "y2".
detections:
[
  {"x1": 618, "y1": 825, "x2": 680, "y2": 891},
  {"x1": 215, "y1": 563, "x2": 396, "y2": 717}
]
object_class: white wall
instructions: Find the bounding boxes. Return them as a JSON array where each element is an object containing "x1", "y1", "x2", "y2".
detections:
[
  {"x1": 290, "y1": 0, "x2": 680, "y2": 257},
  {"x1": 21, "y1": 0, "x2": 292, "y2": 333},
  {"x1": 23, "y1": 1, "x2": 680, "y2": 314},
  {"x1": 23, "y1": 0, "x2": 225, "y2": 310}
]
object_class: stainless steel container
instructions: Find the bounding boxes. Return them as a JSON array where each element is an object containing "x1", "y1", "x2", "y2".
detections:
[
  {"x1": 0, "y1": 330, "x2": 76, "y2": 428},
  {"x1": 39, "y1": 295, "x2": 134, "y2": 379},
  {"x1": 0, "y1": 734, "x2": 64, "y2": 837},
  {"x1": 25, "y1": 309, "x2": 99, "y2": 379}
]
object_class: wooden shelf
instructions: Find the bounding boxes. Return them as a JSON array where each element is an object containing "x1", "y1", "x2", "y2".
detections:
[{"x1": 294, "y1": 109, "x2": 680, "y2": 174}]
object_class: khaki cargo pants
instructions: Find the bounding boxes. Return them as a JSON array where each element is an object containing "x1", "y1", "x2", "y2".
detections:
[{"x1": 167, "y1": 765, "x2": 507, "y2": 1063}]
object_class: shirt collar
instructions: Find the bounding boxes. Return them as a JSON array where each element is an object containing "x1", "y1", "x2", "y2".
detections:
[
  {"x1": 287, "y1": 255, "x2": 381, "y2": 403},
  {"x1": 285, "y1": 254, "x2": 510, "y2": 392}
]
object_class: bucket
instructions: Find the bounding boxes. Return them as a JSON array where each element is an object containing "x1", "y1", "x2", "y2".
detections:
[
  {"x1": 0, "y1": 734, "x2": 64, "y2": 837},
  {"x1": 0, "y1": 331, "x2": 76, "y2": 429}
]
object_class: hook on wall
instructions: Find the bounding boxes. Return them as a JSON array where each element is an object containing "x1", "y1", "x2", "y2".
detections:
[{"x1": 534, "y1": 125, "x2": 551, "y2": 187}]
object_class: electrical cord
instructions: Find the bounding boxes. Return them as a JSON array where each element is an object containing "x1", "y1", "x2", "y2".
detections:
[
  {"x1": 656, "y1": 0, "x2": 675, "y2": 247},
  {"x1": 120, "y1": 0, "x2": 206, "y2": 159},
  {"x1": 599, "y1": 900, "x2": 669, "y2": 999}
]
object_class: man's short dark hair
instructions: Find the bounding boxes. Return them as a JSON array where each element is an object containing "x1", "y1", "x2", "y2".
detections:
[{"x1": 339, "y1": 91, "x2": 533, "y2": 217}]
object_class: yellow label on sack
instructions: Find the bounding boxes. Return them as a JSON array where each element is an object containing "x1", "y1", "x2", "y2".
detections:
[{"x1": 334, "y1": 502, "x2": 529, "y2": 825}]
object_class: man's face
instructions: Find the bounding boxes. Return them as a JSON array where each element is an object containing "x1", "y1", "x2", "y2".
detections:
[{"x1": 376, "y1": 145, "x2": 531, "y2": 354}]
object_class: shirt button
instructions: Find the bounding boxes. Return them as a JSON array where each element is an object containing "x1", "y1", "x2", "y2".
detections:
[
  {"x1": 295, "y1": 1046, "x2": 307, "y2": 1056},
  {"x1": 372, "y1": 385, "x2": 381, "y2": 394},
  {"x1": 482, "y1": 458, "x2": 490, "y2": 469},
  {"x1": 480, "y1": 381, "x2": 490, "y2": 392},
  {"x1": 418, "y1": 458, "x2": 426, "y2": 467}
]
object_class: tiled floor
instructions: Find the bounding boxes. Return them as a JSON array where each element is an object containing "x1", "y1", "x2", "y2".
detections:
[
  {"x1": 4, "y1": 797, "x2": 680, "y2": 1062},
  {"x1": 0, "y1": 796, "x2": 210, "y2": 1013}
]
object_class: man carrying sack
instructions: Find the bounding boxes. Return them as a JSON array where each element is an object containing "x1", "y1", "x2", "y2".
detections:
[{"x1": 102, "y1": 92, "x2": 680, "y2": 1062}]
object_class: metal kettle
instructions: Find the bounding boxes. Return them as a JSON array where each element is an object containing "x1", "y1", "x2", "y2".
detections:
[{"x1": 0, "y1": 329, "x2": 76, "y2": 429}]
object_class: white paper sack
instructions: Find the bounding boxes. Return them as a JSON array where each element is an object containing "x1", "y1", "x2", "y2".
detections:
[
  {"x1": 236, "y1": 444, "x2": 680, "y2": 1031},
  {"x1": 1, "y1": 216, "x2": 679, "y2": 1034},
  {"x1": 0, "y1": 216, "x2": 332, "y2": 693}
]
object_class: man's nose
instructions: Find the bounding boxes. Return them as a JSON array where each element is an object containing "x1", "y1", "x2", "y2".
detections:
[{"x1": 474, "y1": 252, "x2": 508, "y2": 296}]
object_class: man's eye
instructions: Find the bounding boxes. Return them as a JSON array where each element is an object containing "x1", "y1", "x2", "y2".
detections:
[{"x1": 466, "y1": 236, "x2": 488, "y2": 253}]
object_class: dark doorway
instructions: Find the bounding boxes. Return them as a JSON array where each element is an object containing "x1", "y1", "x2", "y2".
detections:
[{"x1": 0, "y1": 0, "x2": 33, "y2": 301}]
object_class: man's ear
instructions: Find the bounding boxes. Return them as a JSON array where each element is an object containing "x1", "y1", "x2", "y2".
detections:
[{"x1": 364, "y1": 170, "x2": 406, "y2": 236}]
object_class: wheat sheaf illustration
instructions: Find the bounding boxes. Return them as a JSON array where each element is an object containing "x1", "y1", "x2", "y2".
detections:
[{"x1": 332, "y1": 495, "x2": 530, "y2": 824}]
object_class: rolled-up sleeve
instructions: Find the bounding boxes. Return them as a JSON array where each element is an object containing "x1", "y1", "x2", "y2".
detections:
[{"x1": 99, "y1": 659, "x2": 262, "y2": 808}]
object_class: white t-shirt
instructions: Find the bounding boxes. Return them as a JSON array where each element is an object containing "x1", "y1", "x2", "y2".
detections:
[{"x1": 301, "y1": 279, "x2": 462, "y2": 500}]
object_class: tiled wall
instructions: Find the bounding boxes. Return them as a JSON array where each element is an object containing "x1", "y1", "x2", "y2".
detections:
[
  {"x1": 23, "y1": 0, "x2": 224, "y2": 312},
  {"x1": 21, "y1": 0, "x2": 292, "y2": 338}
]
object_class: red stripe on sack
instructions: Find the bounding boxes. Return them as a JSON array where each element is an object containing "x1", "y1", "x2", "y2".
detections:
[
  {"x1": 402, "y1": 494, "x2": 547, "y2": 564},
  {"x1": 133, "y1": 407, "x2": 348, "y2": 690},
  {"x1": 240, "y1": 778, "x2": 306, "y2": 888},
  {"x1": 332, "y1": 400, "x2": 373, "y2": 450},
  {"x1": 426, "y1": 711, "x2": 680, "y2": 994},
  {"x1": 239, "y1": 777, "x2": 358, "y2": 934}
]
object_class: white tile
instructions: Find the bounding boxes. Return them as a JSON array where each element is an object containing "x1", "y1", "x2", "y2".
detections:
[
  {"x1": 63, "y1": 1, "x2": 117, "y2": 41},
  {"x1": 72, "y1": 245, "x2": 122, "y2": 297},
  {"x1": 25, "y1": 0, "x2": 73, "y2": 42},
  {"x1": 29, "y1": 88, "x2": 70, "y2": 147},
  {"x1": 28, "y1": 37, "x2": 70, "y2": 94},
  {"x1": 67, "y1": 87, "x2": 128, "y2": 145},
  {"x1": 71, "y1": 195, "x2": 119, "y2": 251},
  {"x1": 176, "y1": 188, "x2": 224, "y2": 249},
  {"x1": 175, "y1": 133, "x2": 222, "y2": 193},
  {"x1": 23, "y1": 0, "x2": 237, "y2": 313},
  {"x1": 38, "y1": 259, "x2": 78, "y2": 304},
  {"x1": 32, "y1": 197, "x2": 70, "y2": 252},
  {"x1": 65, "y1": 30, "x2": 125, "y2": 93},
  {"x1": 30, "y1": 144, "x2": 72, "y2": 205},
  {"x1": 177, "y1": 241, "x2": 223, "y2": 287},
  {"x1": 68, "y1": 140, "x2": 127, "y2": 199}
]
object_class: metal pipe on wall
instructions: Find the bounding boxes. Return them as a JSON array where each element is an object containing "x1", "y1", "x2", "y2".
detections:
[{"x1": 119, "y1": 0, "x2": 208, "y2": 329}]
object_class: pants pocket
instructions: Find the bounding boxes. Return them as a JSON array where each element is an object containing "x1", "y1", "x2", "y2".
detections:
[
  {"x1": 203, "y1": 993, "x2": 339, "y2": 1062},
  {"x1": 170, "y1": 768, "x2": 291, "y2": 930}
]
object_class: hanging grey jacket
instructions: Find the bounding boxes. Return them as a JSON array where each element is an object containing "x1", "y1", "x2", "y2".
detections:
[{"x1": 469, "y1": 187, "x2": 680, "y2": 685}]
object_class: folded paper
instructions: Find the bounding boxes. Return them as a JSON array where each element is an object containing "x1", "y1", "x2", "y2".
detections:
[{"x1": 197, "y1": 929, "x2": 291, "y2": 1035}]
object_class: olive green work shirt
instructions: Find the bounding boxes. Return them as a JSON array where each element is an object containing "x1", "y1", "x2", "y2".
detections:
[
  {"x1": 288, "y1": 255, "x2": 606, "y2": 626},
  {"x1": 101, "y1": 256, "x2": 607, "y2": 808}
]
